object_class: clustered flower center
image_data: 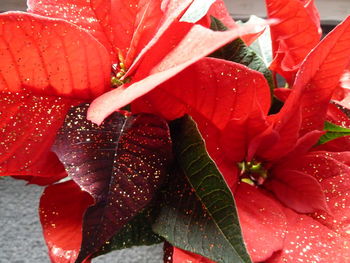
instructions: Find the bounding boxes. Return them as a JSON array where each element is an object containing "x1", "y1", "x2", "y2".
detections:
[
  {"x1": 111, "y1": 52, "x2": 131, "y2": 87},
  {"x1": 238, "y1": 160, "x2": 268, "y2": 186}
]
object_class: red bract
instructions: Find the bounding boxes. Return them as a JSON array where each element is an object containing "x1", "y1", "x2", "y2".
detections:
[
  {"x1": 207, "y1": 0, "x2": 237, "y2": 30},
  {"x1": 0, "y1": 0, "x2": 268, "y2": 179},
  {"x1": 40, "y1": 180, "x2": 94, "y2": 263},
  {"x1": 266, "y1": 0, "x2": 321, "y2": 83},
  {"x1": 0, "y1": 12, "x2": 110, "y2": 179},
  {"x1": 134, "y1": 15, "x2": 350, "y2": 263},
  {"x1": 27, "y1": 0, "x2": 269, "y2": 125}
]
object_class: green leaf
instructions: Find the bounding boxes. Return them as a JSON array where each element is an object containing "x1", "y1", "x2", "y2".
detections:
[
  {"x1": 247, "y1": 15, "x2": 273, "y2": 66},
  {"x1": 210, "y1": 16, "x2": 275, "y2": 91},
  {"x1": 318, "y1": 121, "x2": 350, "y2": 145},
  {"x1": 94, "y1": 206, "x2": 163, "y2": 258},
  {"x1": 153, "y1": 116, "x2": 252, "y2": 263},
  {"x1": 180, "y1": 0, "x2": 216, "y2": 23}
]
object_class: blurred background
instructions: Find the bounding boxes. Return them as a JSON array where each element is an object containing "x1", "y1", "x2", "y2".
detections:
[
  {"x1": 1, "y1": 0, "x2": 349, "y2": 21},
  {"x1": 0, "y1": 0, "x2": 349, "y2": 262}
]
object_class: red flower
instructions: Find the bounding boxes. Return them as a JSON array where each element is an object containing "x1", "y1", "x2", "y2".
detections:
[
  {"x1": 0, "y1": 1, "x2": 273, "y2": 261},
  {"x1": 26, "y1": 0, "x2": 268, "y2": 125},
  {"x1": 0, "y1": 0, "x2": 266, "y2": 179},
  {"x1": 134, "y1": 14, "x2": 350, "y2": 263}
]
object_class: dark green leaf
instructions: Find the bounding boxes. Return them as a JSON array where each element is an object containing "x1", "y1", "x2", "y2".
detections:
[
  {"x1": 153, "y1": 116, "x2": 251, "y2": 263},
  {"x1": 210, "y1": 16, "x2": 275, "y2": 91},
  {"x1": 318, "y1": 121, "x2": 350, "y2": 145},
  {"x1": 53, "y1": 104, "x2": 172, "y2": 263},
  {"x1": 246, "y1": 15, "x2": 273, "y2": 66}
]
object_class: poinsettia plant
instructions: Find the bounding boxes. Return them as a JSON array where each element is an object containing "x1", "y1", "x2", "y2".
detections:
[{"x1": 1, "y1": 0, "x2": 350, "y2": 262}]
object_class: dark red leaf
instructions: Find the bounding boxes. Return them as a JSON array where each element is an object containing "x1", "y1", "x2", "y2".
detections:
[
  {"x1": 52, "y1": 104, "x2": 172, "y2": 262},
  {"x1": 40, "y1": 180, "x2": 94, "y2": 263},
  {"x1": 163, "y1": 242, "x2": 174, "y2": 263}
]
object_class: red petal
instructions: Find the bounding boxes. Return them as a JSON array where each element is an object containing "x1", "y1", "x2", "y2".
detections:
[
  {"x1": 122, "y1": 0, "x2": 164, "y2": 67},
  {"x1": 290, "y1": 151, "x2": 350, "y2": 235},
  {"x1": 121, "y1": 0, "x2": 194, "y2": 74},
  {"x1": 207, "y1": 0, "x2": 237, "y2": 29},
  {"x1": 281, "y1": 16, "x2": 350, "y2": 135},
  {"x1": 280, "y1": 130, "x2": 324, "y2": 163},
  {"x1": 326, "y1": 103, "x2": 350, "y2": 128},
  {"x1": 270, "y1": 16, "x2": 350, "y2": 149},
  {"x1": 253, "y1": 106, "x2": 302, "y2": 161},
  {"x1": 171, "y1": 247, "x2": 216, "y2": 263},
  {"x1": 40, "y1": 180, "x2": 94, "y2": 263},
  {"x1": 281, "y1": 151, "x2": 350, "y2": 188},
  {"x1": 313, "y1": 181, "x2": 350, "y2": 238},
  {"x1": 28, "y1": 0, "x2": 116, "y2": 55},
  {"x1": 266, "y1": 170, "x2": 328, "y2": 213},
  {"x1": 266, "y1": 208, "x2": 350, "y2": 263},
  {"x1": 266, "y1": 0, "x2": 321, "y2": 82},
  {"x1": 133, "y1": 57, "x2": 271, "y2": 126},
  {"x1": 11, "y1": 152, "x2": 67, "y2": 186},
  {"x1": 0, "y1": 92, "x2": 72, "y2": 176},
  {"x1": 28, "y1": 0, "x2": 193, "y2": 67},
  {"x1": 235, "y1": 183, "x2": 287, "y2": 262},
  {"x1": 0, "y1": 12, "x2": 110, "y2": 99},
  {"x1": 87, "y1": 21, "x2": 270, "y2": 125},
  {"x1": 273, "y1": 87, "x2": 290, "y2": 102}
]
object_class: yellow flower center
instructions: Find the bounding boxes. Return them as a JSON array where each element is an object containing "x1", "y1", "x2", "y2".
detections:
[
  {"x1": 238, "y1": 160, "x2": 268, "y2": 186},
  {"x1": 111, "y1": 51, "x2": 131, "y2": 87}
]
